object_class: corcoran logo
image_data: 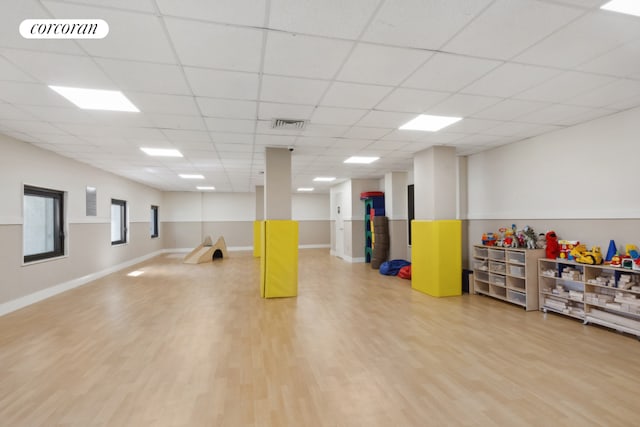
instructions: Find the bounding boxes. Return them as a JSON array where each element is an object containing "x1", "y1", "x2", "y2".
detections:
[{"x1": 19, "y1": 19, "x2": 109, "y2": 39}]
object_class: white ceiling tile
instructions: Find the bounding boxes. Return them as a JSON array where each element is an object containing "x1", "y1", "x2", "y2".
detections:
[
  {"x1": 451, "y1": 133, "x2": 513, "y2": 146},
  {"x1": 165, "y1": 18, "x2": 263, "y2": 72},
  {"x1": 472, "y1": 99, "x2": 547, "y2": 121},
  {"x1": 338, "y1": 44, "x2": 431, "y2": 86},
  {"x1": 96, "y1": 58, "x2": 191, "y2": 95},
  {"x1": 42, "y1": 1, "x2": 176, "y2": 63},
  {"x1": 163, "y1": 129, "x2": 211, "y2": 142},
  {"x1": 427, "y1": 94, "x2": 502, "y2": 117},
  {"x1": 17, "y1": 105, "x2": 97, "y2": 124},
  {"x1": 146, "y1": 114, "x2": 206, "y2": 131},
  {"x1": 516, "y1": 71, "x2": 615, "y2": 103},
  {"x1": 127, "y1": 93, "x2": 200, "y2": 115},
  {"x1": 269, "y1": 0, "x2": 379, "y2": 39},
  {"x1": 552, "y1": 107, "x2": 617, "y2": 126},
  {"x1": 403, "y1": 52, "x2": 501, "y2": 92},
  {"x1": 205, "y1": 118, "x2": 256, "y2": 133},
  {"x1": 85, "y1": 111, "x2": 153, "y2": 128},
  {"x1": 294, "y1": 137, "x2": 338, "y2": 148},
  {"x1": 0, "y1": 103, "x2": 38, "y2": 120},
  {"x1": 513, "y1": 104, "x2": 596, "y2": 125},
  {"x1": 255, "y1": 119, "x2": 302, "y2": 135},
  {"x1": 0, "y1": 49, "x2": 115, "y2": 89},
  {"x1": 0, "y1": 82, "x2": 84, "y2": 107},
  {"x1": 444, "y1": 118, "x2": 503, "y2": 133},
  {"x1": 215, "y1": 143, "x2": 253, "y2": 152},
  {"x1": 185, "y1": 68, "x2": 259, "y2": 100},
  {"x1": 310, "y1": 107, "x2": 367, "y2": 126},
  {"x1": 0, "y1": 55, "x2": 37, "y2": 83},
  {"x1": 255, "y1": 134, "x2": 297, "y2": 146},
  {"x1": 566, "y1": 79, "x2": 640, "y2": 108},
  {"x1": 211, "y1": 132, "x2": 254, "y2": 144},
  {"x1": 300, "y1": 124, "x2": 350, "y2": 137},
  {"x1": 258, "y1": 102, "x2": 315, "y2": 121},
  {"x1": 321, "y1": 82, "x2": 392, "y2": 109},
  {"x1": 197, "y1": 98, "x2": 257, "y2": 119},
  {"x1": 156, "y1": 0, "x2": 266, "y2": 26},
  {"x1": 548, "y1": 0, "x2": 603, "y2": 7},
  {"x1": 0, "y1": 119, "x2": 66, "y2": 135},
  {"x1": 0, "y1": 0, "x2": 82, "y2": 54},
  {"x1": 382, "y1": 129, "x2": 465, "y2": 143},
  {"x1": 515, "y1": 12, "x2": 640, "y2": 69},
  {"x1": 485, "y1": 121, "x2": 563, "y2": 137},
  {"x1": 364, "y1": 140, "x2": 411, "y2": 151},
  {"x1": 356, "y1": 111, "x2": 417, "y2": 128},
  {"x1": 342, "y1": 127, "x2": 392, "y2": 140},
  {"x1": 263, "y1": 32, "x2": 353, "y2": 79},
  {"x1": 260, "y1": 75, "x2": 329, "y2": 105},
  {"x1": 364, "y1": 0, "x2": 491, "y2": 49},
  {"x1": 375, "y1": 88, "x2": 451, "y2": 113},
  {"x1": 462, "y1": 63, "x2": 561, "y2": 98},
  {"x1": 444, "y1": 0, "x2": 582, "y2": 60},
  {"x1": 577, "y1": 39, "x2": 640, "y2": 78}
]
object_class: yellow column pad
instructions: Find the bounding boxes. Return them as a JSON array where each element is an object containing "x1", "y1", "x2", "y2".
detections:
[
  {"x1": 261, "y1": 220, "x2": 298, "y2": 298},
  {"x1": 253, "y1": 220, "x2": 263, "y2": 258},
  {"x1": 411, "y1": 220, "x2": 461, "y2": 297}
]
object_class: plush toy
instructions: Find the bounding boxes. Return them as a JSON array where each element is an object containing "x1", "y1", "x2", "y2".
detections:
[
  {"x1": 545, "y1": 231, "x2": 560, "y2": 259},
  {"x1": 522, "y1": 226, "x2": 537, "y2": 249}
]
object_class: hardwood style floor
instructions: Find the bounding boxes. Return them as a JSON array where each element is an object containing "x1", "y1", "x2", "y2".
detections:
[{"x1": 1, "y1": 249, "x2": 639, "y2": 427}]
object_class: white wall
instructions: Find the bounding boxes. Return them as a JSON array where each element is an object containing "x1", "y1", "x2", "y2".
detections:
[
  {"x1": 293, "y1": 193, "x2": 329, "y2": 220},
  {"x1": 468, "y1": 107, "x2": 640, "y2": 220}
]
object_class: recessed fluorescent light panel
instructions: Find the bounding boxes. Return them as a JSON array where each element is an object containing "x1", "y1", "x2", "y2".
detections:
[
  {"x1": 49, "y1": 85, "x2": 139, "y2": 112},
  {"x1": 313, "y1": 177, "x2": 336, "y2": 182},
  {"x1": 297, "y1": 187, "x2": 314, "y2": 192},
  {"x1": 196, "y1": 186, "x2": 215, "y2": 190},
  {"x1": 344, "y1": 156, "x2": 379, "y2": 164},
  {"x1": 140, "y1": 147, "x2": 183, "y2": 157},
  {"x1": 601, "y1": 0, "x2": 640, "y2": 17},
  {"x1": 179, "y1": 174, "x2": 204, "y2": 179},
  {"x1": 399, "y1": 114, "x2": 462, "y2": 132}
]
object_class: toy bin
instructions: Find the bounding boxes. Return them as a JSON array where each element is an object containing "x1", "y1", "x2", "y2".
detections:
[
  {"x1": 488, "y1": 249, "x2": 505, "y2": 261},
  {"x1": 507, "y1": 289, "x2": 526, "y2": 306},
  {"x1": 509, "y1": 265, "x2": 525, "y2": 277},
  {"x1": 506, "y1": 251, "x2": 525, "y2": 264},
  {"x1": 489, "y1": 273, "x2": 506, "y2": 286},
  {"x1": 475, "y1": 271, "x2": 489, "y2": 283},
  {"x1": 489, "y1": 261, "x2": 506, "y2": 274},
  {"x1": 473, "y1": 259, "x2": 488, "y2": 271},
  {"x1": 474, "y1": 247, "x2": 488, "y2": 258}
]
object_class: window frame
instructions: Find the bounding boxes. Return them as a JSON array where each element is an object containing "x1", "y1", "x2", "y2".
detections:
[
  {"x1": 150, "y1": 205, "x2": 159, "y2": 238},
  {"x1": 23, "y1": 185, "x2": 65, "y2": 263},
  {"x1": 111, "y1": 198, "x2": 127, "y2": 245}
]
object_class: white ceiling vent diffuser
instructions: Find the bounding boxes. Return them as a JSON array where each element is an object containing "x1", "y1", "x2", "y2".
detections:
[{"x1": 271, "y1": 118, "x2": 307, "y2": 130}]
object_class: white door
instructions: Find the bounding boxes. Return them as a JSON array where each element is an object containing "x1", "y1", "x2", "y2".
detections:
[{"x1": 334, "y1": 192, "x2": 344, "y2": 259}]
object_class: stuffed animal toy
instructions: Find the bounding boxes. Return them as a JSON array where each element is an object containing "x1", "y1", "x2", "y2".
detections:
[
  {"x1": 522, "y1": 226, "x2": 537, "y2": 249},
  {"x1": 546, "y1": 231, "x2": 560, "y2": 259}
]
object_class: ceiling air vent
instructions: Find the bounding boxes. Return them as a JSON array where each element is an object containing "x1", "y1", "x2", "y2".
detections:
[{"x1": 271, "y1": 118, "x2": 307, "y2": 130}]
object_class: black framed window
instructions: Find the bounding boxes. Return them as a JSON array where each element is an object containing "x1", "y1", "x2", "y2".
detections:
[
  {"x1": 23, "y1": 185, "x2": 65, "y2": 263},
  {"x1": 150, "y1": 205, "x2": 159, "y2": 238},
  {"x1": 111, "y1": 199, "x2": 127, "y2": 245}
]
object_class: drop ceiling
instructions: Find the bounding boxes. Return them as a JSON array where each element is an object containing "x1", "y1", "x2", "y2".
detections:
[{"x1": 1, "y1": 0, "x2": 640, "y2": 192}]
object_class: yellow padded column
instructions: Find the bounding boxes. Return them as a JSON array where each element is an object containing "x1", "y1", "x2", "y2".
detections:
[
  {"x1": 411, "y1": 220, "x2": 461, "y2": 297},
  {"x1": 253, "y1": 220, "x2": 262, "y2": 258},
  {"x1": 260, "y1": 220, "x2": 298, "y2": 298}
]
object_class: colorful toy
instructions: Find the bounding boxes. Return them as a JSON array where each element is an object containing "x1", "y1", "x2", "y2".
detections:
[
  {"x1": 569, "y1": 244, "x2": 587, "y2": 261},
  {"x1": 482, "y1": 232, "x2": 497, "y2": 246},
  {"x1": 605, "y1": 240, "x2": 617, "y2": 262},
  {"x1": 545, "y1": 231, "x2": 560, "y2": 259},
  {"x1": 626, "y1": 244, "x2": 639, "y2": 260},
  {"x1": 610, "y1": 254, "x2": 630, "y2": 267},
  {"x1": 576, "y1": 246, "x2": 603, "y2": 265},
  {"x1": 522, "y1": 226, "x2": 537, "y2": 249},
  {"x1": 558, "y1": 240, "x2": 580, "y2": 260}
]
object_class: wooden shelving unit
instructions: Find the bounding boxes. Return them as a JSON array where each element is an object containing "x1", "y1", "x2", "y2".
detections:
[
  {"x1": 472, "y1": 245, "x2": 544, "y2": 311},
  {"x1": 538, "y1": 258, "x2": 640, "y2": 337}
]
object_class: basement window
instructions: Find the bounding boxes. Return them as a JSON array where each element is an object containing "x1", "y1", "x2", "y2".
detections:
[{"x1": 111, "y1": 199, "x2": 127, "y2": 245}]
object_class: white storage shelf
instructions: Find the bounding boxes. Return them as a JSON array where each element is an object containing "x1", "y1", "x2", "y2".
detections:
[
  {"x1": 538, "y1": 258, "x2": 640, "y2": 338},
  {"x1": 473, "y1": 245, "x2": 544, "y2": 311}
]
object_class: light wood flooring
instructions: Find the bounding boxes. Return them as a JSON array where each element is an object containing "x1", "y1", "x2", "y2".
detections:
[{"x1": 1, "y1": 249, "x2": 639, "y2": 426}]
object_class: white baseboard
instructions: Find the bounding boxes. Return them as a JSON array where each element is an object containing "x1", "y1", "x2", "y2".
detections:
[
  {"x1": 341, "y1": 255, "x2": 366, "y2": 263},
  {"x1": 299, "y1": 244, "x2": 330, "y2": 249},
  {"x1": 0, "y1": 250, "x2": 165, "y2": 317}
]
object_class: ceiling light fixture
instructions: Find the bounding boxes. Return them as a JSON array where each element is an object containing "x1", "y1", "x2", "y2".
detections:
[
  {"x1": 313, "y1": 177, "x2": 336, "y2": 182},
  {"x1": 344, "y1": 156, "x2": 379, "y2": 164},
  {"x1": 179, "y1": 174, "x2": 204, "y2": 179},
  {"x1": 297, "y1": 187, "x2": 314, "y2": 192},
  {"x1": 399, "y1": 114, "x2": 462, "y2": 132},
  {"x1": 601, "y1": 0, "x2": 640, "y2": 17},
  {"x1": 140, "y1": 147, "x2": 183, "y2": 157},
  {"x1": 196, "y1": 186, "x2": 216, "y2": 190},
  {"x1": 49, "y1": 85, "x2": 139, "y2": 112},
  {"x1": 127, "y1": 270, "x2": 144, "y2": 277}
]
